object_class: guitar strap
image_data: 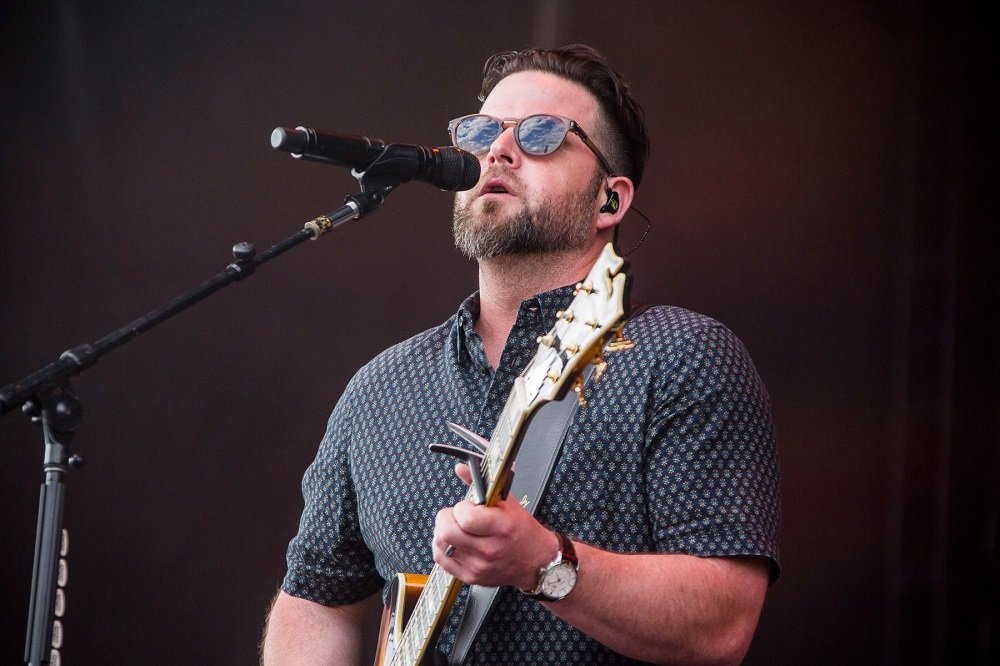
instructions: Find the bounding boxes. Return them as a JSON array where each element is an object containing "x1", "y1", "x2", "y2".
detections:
[{"x1": 447, "y1": 362, "x2": 593, "y2": 666}]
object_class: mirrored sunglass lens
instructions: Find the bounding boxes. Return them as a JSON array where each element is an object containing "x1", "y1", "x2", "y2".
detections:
[
  {"x1": 517, "y1": 116, "x2": 568, "y2": 155},
  {"x1": 455, "y1": 116, "x2": 500, "y2": 154}
]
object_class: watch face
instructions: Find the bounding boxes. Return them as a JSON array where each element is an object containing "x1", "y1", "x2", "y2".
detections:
[{"x1": 541, "y1": 562, "x2": 578, "y2": 599}]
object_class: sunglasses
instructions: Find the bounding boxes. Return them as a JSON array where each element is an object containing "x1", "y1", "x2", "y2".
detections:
[{"x1": 447, "y1": 113, "x2": 615, "y2": 175}]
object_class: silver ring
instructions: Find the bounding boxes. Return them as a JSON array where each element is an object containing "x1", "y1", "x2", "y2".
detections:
[{"x1": 445, "y1": 544, "x2": 456, "y2": 557}]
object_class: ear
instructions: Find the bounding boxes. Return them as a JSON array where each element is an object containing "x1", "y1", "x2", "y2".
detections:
[{"x1": 595, "y1": 175, "x2": 635, "y2": 232}]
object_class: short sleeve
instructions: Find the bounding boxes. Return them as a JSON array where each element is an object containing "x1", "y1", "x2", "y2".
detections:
[
  {"x1": 643, "y1": 321, "x2": 781, "y2": 580},
  {"x1": 282, "y1": 377, "x2": 384, "y2": 605}
]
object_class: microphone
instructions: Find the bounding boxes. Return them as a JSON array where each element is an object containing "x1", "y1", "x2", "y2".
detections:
[{"x1": 271, "y1": 126, "x2": 480, "y2": 191}]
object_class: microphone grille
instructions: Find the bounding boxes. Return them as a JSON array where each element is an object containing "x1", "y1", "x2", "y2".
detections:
[{"x1": 436, "y1": 147, "x2": 481, "y2": 191}]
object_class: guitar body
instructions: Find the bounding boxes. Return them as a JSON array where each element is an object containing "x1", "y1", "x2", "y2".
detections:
[
  {"x1": 374, "y1": 243, "x2": 629, "y2": 666},
  {"x1": 375, "y1": 573, "x2": 429, "y2": 665}
]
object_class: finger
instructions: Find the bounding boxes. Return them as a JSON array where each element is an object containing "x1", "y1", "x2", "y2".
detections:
[
  {"x1": 434, "y1": 506, "x2": 474, "y2": 553},
  {"x1": 435, "y1": 506, "x2": 462, "y2": 538},
  {"x1": 432, "y1": 529, "x2": 457, "y2": 557},
  {"x1": 455, "y1": 462, "x2": 472, "y2": 486},
  {"x1": 432, "y1": 536, "x2": 461, "y2": 569},
  {"x1": 432, "y1": 510, "x2": 461, "y2": 565},
  {"x1": 452, "y1": 500, "x2": 494, "y2": 537}
]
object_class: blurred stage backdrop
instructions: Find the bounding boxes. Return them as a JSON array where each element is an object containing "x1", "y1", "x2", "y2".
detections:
[{"x1": 1, "y1": 2, "x2": 994, "y2": 663}]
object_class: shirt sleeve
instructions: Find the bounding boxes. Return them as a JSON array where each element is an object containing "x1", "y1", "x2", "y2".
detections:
[
  {"x1": 643, "y1": 319, "x2": 781, "y2": 580},
  {"x1": 281, "y1": 376, "x2": 385, "y2": 605}
]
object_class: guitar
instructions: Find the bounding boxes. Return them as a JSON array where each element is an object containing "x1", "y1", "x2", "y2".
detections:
[{"x1": 373, "y1": 243, "x2": 629, "y2": 666}]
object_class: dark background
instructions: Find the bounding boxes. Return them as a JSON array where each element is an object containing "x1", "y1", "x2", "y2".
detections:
[{"x1": 1, "y1": 1, "x2": 995, "y2": 663}]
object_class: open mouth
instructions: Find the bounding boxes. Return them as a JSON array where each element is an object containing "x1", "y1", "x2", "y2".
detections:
[{"x1": 480, "y1": 178, "x2": 514, "y2": 197}]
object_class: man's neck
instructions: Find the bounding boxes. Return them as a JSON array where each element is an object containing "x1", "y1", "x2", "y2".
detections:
[{"x1": 474, "y1": 244, "x2": 604, "y2": 368}]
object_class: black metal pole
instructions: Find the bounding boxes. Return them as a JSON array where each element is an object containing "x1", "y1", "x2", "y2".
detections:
[
  {"x1": 24, "y1": 384, "x2": 80, "y2": 665},
  {"x1": 1, "y1": 187, "x2": 389, "y2": 417},
  {"x1": 4, "y1": 182, "x2": 391, "y2": 664}
]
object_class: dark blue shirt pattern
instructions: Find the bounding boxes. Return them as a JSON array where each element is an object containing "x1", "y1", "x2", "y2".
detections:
[{"x1": 283, "y1": 285, "x2": 780, "y2": 664}]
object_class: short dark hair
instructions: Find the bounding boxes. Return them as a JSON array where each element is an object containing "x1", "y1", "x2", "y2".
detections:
[{"x1": 479, "y1": 44, "x2": 650, "y2": 189}]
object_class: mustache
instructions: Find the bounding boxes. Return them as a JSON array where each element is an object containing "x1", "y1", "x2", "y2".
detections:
[{"x1": 480, "y1": 165, "x2": 521, "y2": 187}]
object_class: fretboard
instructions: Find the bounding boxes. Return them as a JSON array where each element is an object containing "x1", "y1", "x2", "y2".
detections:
[{"x1": 389, "y1": 383, "x2": 533, "y2": 665}]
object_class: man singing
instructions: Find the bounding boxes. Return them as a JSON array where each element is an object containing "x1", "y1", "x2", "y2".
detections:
[{"x1": 262, "y1": 44, "x2": 780, "y2": 665}]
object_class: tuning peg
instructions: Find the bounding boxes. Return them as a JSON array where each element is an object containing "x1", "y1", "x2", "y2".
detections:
[
  {"x1": 573, "y1": 281, "x2": 594, "y2": 295},
  {"x1": 556, "y1": 309, "x2": 575, "y2": 322},
  {"x1": 590, "y1": 347, "x2": 606, "y2": 382},
  {"x1": 606, "y1": 326, "x2": 635, "y2": 352},
  {"x1": 573, "y1": 375, "x2": 588, "y2": 408}
]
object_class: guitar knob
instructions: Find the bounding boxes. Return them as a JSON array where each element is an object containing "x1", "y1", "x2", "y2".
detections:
[{"x1": 556, "y1": 309, "x2": 575, "y2": 322}]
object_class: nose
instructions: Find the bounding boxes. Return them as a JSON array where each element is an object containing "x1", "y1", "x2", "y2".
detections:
[{"x1": 486, "y1": 124, "x2": 521, "y2": 168}]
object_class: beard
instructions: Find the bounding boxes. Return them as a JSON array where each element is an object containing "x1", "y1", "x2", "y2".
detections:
[{"x1": 452, "y1": 168, "x2": 604, "y2": 260}]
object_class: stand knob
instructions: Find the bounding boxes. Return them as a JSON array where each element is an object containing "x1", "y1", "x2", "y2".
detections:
[
  {"x1": 232, "y1": 241, "x2": 256, "y2": 260},
  {"x1": 23, "y1": 398, "x2": 41, "y2": 421}
]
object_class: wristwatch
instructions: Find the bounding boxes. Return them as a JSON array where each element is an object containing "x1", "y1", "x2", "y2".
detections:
[{"x1": 522, "y1": 531, "x2": 579, "y2": 602}]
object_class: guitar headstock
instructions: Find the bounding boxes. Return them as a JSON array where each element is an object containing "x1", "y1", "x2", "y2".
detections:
[
  {"x1": 468, "y1": 243, "x2": 628, "y2": 507},
  {"x1": 520, "y1": 243, "x2": 628, "y2": 406}
]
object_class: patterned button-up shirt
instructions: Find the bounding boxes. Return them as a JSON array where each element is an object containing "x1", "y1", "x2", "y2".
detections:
[{"x1": 283, "y1": 285, "x2": 780, "y2": 664}]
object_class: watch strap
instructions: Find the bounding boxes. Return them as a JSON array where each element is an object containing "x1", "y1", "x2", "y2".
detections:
[{"x1": 522, "y1": 531, "x2": 577, "y2": 600}]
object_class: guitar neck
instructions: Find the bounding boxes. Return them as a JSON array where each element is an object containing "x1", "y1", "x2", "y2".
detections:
[
  {"x1": 389, "y1": 565, "x2": 458, "y2": 665},
  {"x1": 386, "y1": 243, "x2": 627, "y2": 665},
  {"x1": 480, "y1": 379, "x2": 531, "y2": 502},
  {"x1": 390, "y1": 393, "x2": 528, "y2": 665}
]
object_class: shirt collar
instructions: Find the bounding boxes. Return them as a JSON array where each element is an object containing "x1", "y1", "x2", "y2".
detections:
[{"x1": 448, "y1": 284, "x2": 577, "y2": 370}]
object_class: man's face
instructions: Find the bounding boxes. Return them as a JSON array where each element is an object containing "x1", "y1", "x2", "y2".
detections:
[{"x1": 452, "y1": 71, "x2": 606, "y2": 259}]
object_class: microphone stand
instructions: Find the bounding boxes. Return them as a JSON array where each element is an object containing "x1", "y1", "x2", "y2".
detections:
[{"x1": 2, "y1": 168, "x2": 397, "y2": 665}]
